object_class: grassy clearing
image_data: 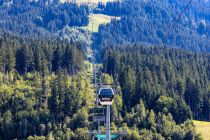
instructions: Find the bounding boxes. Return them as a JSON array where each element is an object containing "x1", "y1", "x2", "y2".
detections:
[
  {"x1": 60, "y1": 1, "x2": 121, "y2": 32},
  {"x1": 80, "y1": 14, "x2": 120, "y2": 32},
  {"x1": 193, "y1": 120, "x2": 210, "y2": 140}
]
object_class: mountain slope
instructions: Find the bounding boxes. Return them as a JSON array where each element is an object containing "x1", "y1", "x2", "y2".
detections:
[
  {"x1": 96, "y1": 0, "x2": 210, "y2": 52},
  {"x1": 0, "y1": 0, "x2": 89, "y2": 36}
]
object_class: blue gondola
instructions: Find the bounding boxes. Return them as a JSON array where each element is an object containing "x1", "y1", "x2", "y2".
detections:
[{"x1": 98, "y1": 87, "x2": 114, "y2": 105}]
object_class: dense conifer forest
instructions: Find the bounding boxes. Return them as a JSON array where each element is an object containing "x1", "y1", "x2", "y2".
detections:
[
  {"x1": 0, "y1": 0, "x2": 89, "y2": 36},
  {"x1": 0, "y1": 33, "x2": 207, "y2": 140},
  {"x1": 0, "y1": 33, "x2": 94, "y2": 139},
  {"x1": 96, "y1": 0, "x2": 210, "y2": 52},
  {"x1": 0, "y1": 0, "x2": 209, "y2": 139},
  {"x1": 103, "y1": 45, "x2": 210, "y2": 122}
]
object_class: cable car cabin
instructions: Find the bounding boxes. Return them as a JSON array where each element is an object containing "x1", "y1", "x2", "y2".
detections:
[{"x1": 98, "y1": 88, "x2": 114, "y2": 105}]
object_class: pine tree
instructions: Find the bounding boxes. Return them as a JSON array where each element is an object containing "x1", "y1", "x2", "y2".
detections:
[
  {"x1": 5, "y1": 46, "x2": 15, "y2": 73},
  {"x1": 50, "y1": 77, "x2": 60, "y2": 120},
  {"x1": 185, "y1": 78, "x2": 194, "y2": 114},
  {"x1": 62, "y1": 45, "x2": 73, "y2": 74},
  {"x1": 26, "y1": 46, "x2": 35, "y2": 73},
  {"x1": 34, "y1": 46, "x2": 42, "y2": 72},
  {"x1": 16, "y1": 46, "x2": 27, "y2": 74},
  {"x1": 134, "y1": 100, "x2": 146, "y2": 127},
  {"x1": 2, "y1": 110, "x2": 13, "y2": 139},
  {"x1": 192, "y1": 81, "x2": 203, "y2": 119},
  {"x1": 40, "y1": 75, "x2": 49, "y2": 109},
  {"x1": 0, "y1": 48, "x2": 3, "y2": 74},
  {"x1": 121, "y1": 66, "x2": 136, "y2": 111},
  {"x1": 148, "y1": 110, "x2": 156, "y2": 130},
  {"x1": 52, "y1": 47, "x2": 62, "y2": 73}
]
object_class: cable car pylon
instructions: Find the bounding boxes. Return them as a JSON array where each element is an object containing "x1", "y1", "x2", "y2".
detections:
[{"x1": 106, "y1": 105, "x2": 111, "y2": 140}]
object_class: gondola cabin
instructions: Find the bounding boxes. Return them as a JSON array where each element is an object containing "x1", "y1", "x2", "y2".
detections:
[{"x1": 98, "y1": 87, "x2": 114, "y2": 105}]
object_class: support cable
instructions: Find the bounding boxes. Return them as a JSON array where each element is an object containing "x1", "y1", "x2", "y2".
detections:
[{"x1": 164, "y1": 0, "x2": 192, "y2": 39}]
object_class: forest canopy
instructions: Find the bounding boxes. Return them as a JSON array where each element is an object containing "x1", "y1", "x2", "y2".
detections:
[
  {"x1": 0, "y1": 0, "x2": 209, "y2": 139},
  {"x1": 103, "y1": 45, "x2": 210, "y2": 122},
  {"x1": 96, "y1": 0, "x2": 210, "y2": 52},
  {"x1": 0, "y1": 31, "x2": 206, "y2": 140},
  {"x1": 0, "y1": 0, "x2": 89, "y2": 36}
]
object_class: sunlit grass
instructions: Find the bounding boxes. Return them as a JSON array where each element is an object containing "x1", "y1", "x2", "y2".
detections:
[
  {"x1": 193, "y1": 120, "x2": 210, "y2": 140},
  {"x1": 60, "y1": 1, "x2": 121, "y2": 32},
  {"x1": 81, "y1": 14, "x2": 120, "y2": 32}
]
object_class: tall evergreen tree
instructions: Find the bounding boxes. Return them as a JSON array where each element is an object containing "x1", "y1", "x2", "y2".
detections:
[
  {"x1": 16, "y1": 46, "x2": 27, "y2": 74},
  {"x1": 5, "y1": 46, "x2": 15, "y2": 73},
  {"x1": 52, "y1": 47, "x2": 62, "y2": 73},
  {"x1": 121, "y1": 66, "x2": 136, "y2": 111}
]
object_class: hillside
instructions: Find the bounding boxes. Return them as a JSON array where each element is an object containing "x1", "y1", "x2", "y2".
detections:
[
  {"x1": 96, "y1": 0, "x2": 210, "y2": 52},
  {"x1": 0, "y1": 0, "x2": 209, "y2": 140},
  {"x1": 1, "y1": 0, "x2": 210, "y2": 52},
  {"x1": 0, "y1": 0, "x2": 89, "y2": 36}
]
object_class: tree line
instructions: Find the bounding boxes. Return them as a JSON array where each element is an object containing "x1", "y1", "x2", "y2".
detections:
[{"x1": 0, "y1": 33, "x2": 84, "y2": 75}]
